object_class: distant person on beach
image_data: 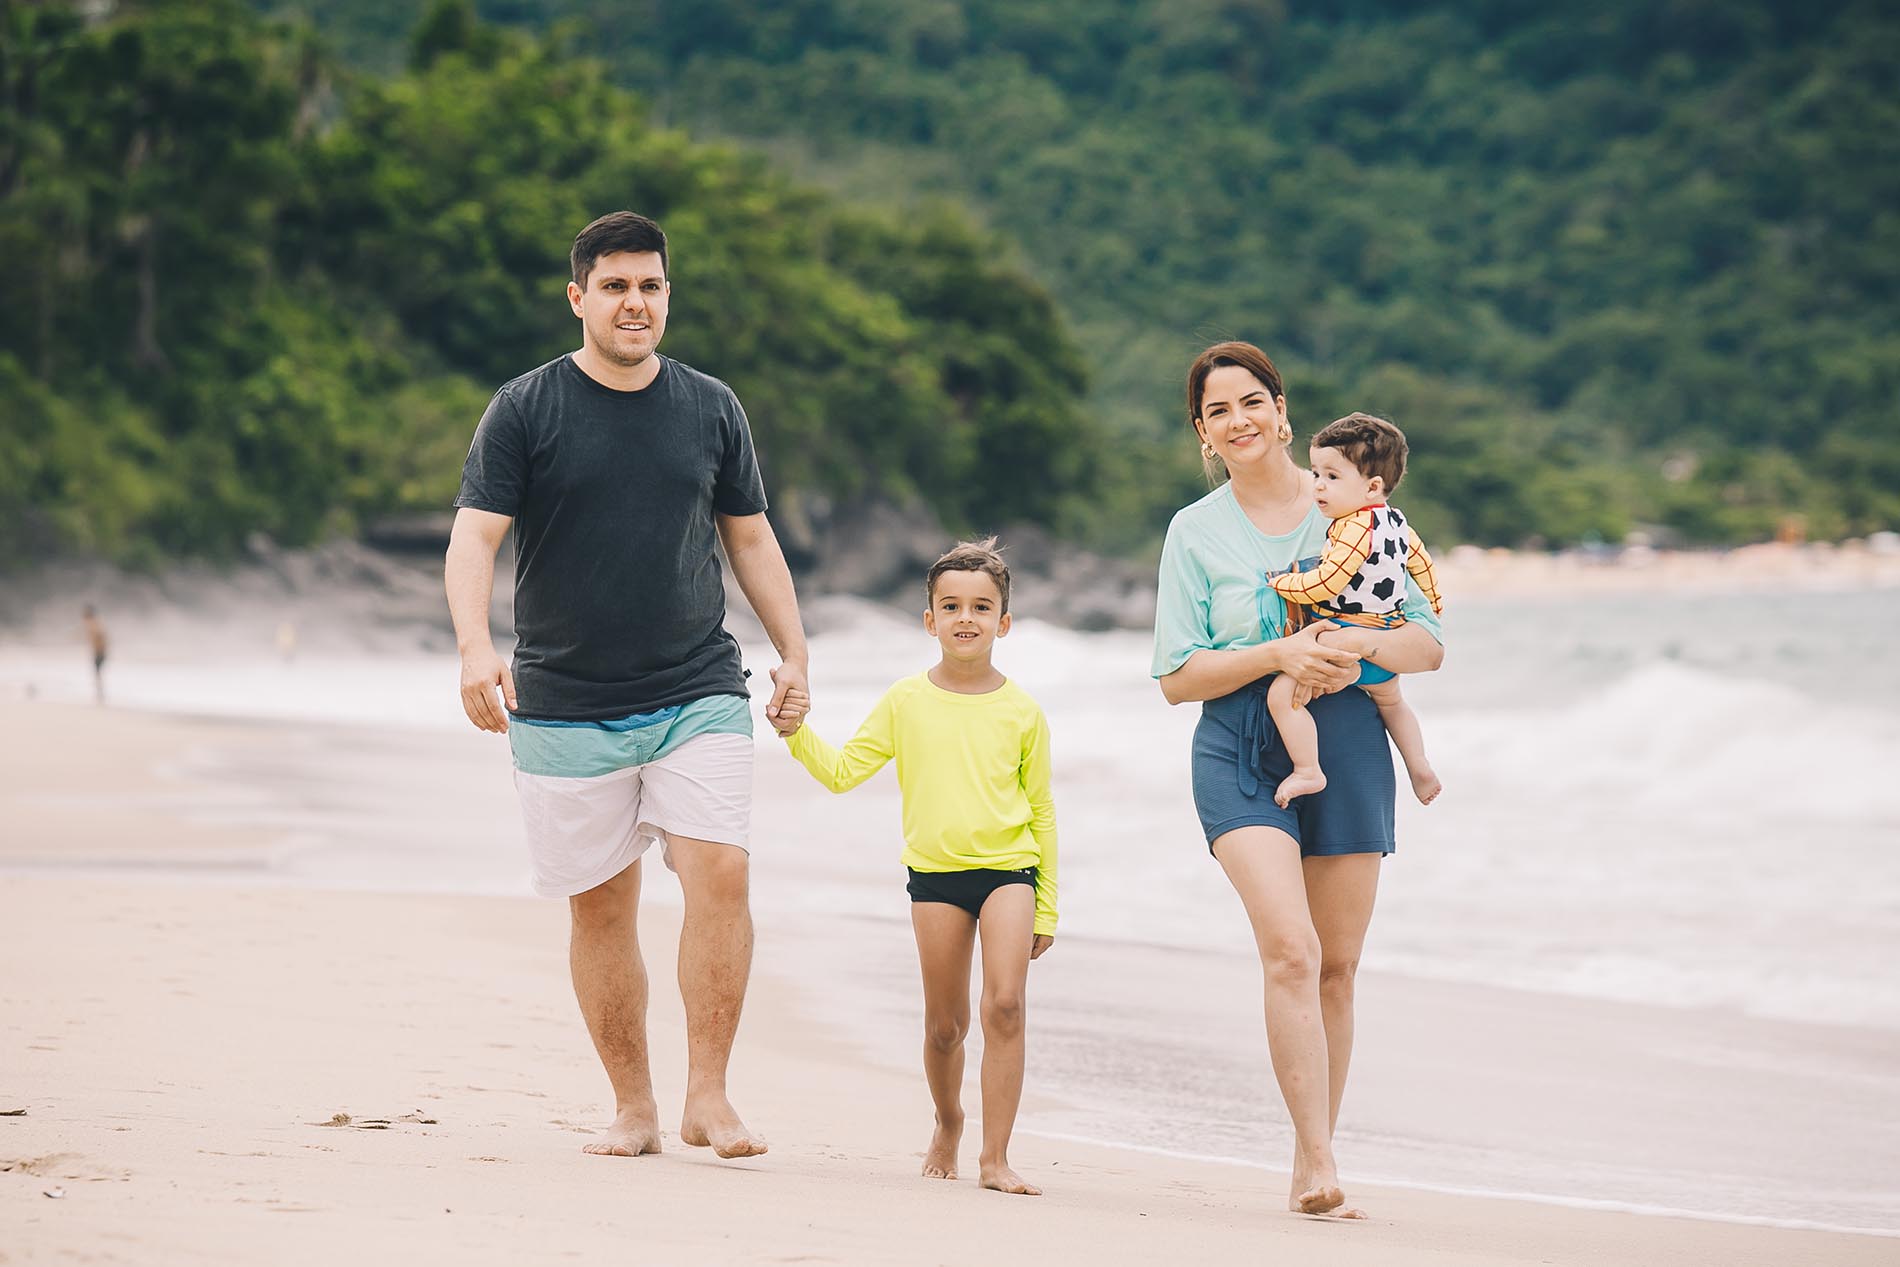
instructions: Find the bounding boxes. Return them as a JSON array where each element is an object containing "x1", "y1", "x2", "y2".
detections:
[
  {"x1": 1265, "y1": 412, "x2": 1445, "y2": 807},
  {"x1": 772, "y1": 539, "x2": 1057, "y2": 1196},
  {"x1": 82, "y1": 605, "x2": 108, "y2": 703},
  {"x1": 1153, "y1": 342, "x2": 1444, "y2": 1219},
  {"x1": 445, "y1": 211, "x2": 810, "y2": 1161}
]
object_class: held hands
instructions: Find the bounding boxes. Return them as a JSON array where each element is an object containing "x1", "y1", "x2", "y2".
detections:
[
  {"x1": 459, "y1": 646, "x2": 517, "y2": 733},
  {"x1": 1031, "y1": 934, "x2": 1054, "y2": 960},
  {"x1": 766, "y1": 660, "x2": 810, "y2": 737}
]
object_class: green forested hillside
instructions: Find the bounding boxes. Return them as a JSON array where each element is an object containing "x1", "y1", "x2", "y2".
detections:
[
  {"x1": 263, "y1": 0, "x2": 1900, "y2": 548},
  {"x1": 0, "y1": 0, "x2": 1093, "y2": 562}
]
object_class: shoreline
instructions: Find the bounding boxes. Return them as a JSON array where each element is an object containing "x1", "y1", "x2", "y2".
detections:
[{"x1": 6, "y1": 698, "x2": 1899, "y2": 1260}]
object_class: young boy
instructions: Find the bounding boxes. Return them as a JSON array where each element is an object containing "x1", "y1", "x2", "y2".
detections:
[
  {"x1": 1268, "y1": 412, "x2": 1445, "y2": 807},
  {"x1": 770, "y1": 538, "x2": 1057, "y2": 1196}
]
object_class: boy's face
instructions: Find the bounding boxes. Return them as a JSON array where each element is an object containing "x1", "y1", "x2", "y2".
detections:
[
  {"x1": 923, "y1": 569, "x2": 1010, "y2": 664},
  {"x1": 1309, "y1": 444, "x2": 1384, "y2": 519}
]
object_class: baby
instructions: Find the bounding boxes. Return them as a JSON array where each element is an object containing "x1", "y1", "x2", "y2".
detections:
[{"x1": 1268, "y1": 412, "x2": 1444, "y2": 807}]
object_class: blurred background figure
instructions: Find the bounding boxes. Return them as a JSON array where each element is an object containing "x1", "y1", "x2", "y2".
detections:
[
  {"x1": 276, "y1": 619, "x2": 298, "y2": 662},
  {"x1": 81, "y1": 604, "x2": 108, "y2": 703}
]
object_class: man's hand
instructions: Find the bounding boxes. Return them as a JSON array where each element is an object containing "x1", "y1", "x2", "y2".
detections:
[
  {"x1": 459, "y1": 646, "x2": 517, "y2": 733},
  {"x1": 766, "y1": 660, "x2": 810, "y2": 731},
  {"x1": 768, "y1": 684, "x2": 808, "y2": 737},
  {"x1": 1031, "y1": 934, "x2": 1054, "y2": 960}
]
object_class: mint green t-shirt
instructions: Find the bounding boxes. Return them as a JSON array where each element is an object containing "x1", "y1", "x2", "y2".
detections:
[{"x1": 1151, "y1": 484, "x2": 1443, "y2": 680}]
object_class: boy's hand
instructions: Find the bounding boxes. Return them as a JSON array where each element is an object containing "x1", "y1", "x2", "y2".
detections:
[{"x1": 1030, "y1": 934, "x2": 1054, "y2": 959}]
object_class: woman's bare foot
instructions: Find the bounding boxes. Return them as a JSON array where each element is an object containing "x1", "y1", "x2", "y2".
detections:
[
  {"x1": 680, "y1": 1093, "x2": 768, "y2": 1158},
  {"x1": 1274, "y1": 766, "x2": 1327, "y2": 808},
  {"x1": 979, "y1": 1161, "x2": 1041, "y2": 1196},
  {"x1": 922, "y1": 1113, "x2": 962, "y2": 1179},
  {"x1": 582, "y1": 1104, "x2": 662, "y2": 1157},
  {"x1": 1288, "y1": 1155, "x2": 1362, "y2": 1217},
  {"x1": 1409, "y1": 764, "x2": 1441, "y2": 805}
]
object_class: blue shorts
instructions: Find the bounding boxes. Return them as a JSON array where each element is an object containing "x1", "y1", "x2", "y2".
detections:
[
  {"x1": 1190, "y1": 680, "x2": 1396, "y2": 858},
  {"x1": 1323, "y1": 618, "x2": 1395, "y2": 685}
]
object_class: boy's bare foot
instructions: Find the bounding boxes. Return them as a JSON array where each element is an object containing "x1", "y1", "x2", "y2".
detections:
[
  {"x1": 1274, "y1": 767, "x2": 1327, "y2": 808},
  {"x1": 979, "y1": 1161, "x2": 1042, "y2": 1196},
  {"x1": 1409, "y1": 765, "x2": 1441, "y2": 805},
  {"x1": 582, "y1": 1104, "x2": 662, "y2": 1157},
  {"x1": 922, "y1": 1113, "x2": 962, "y2": 1179},
  {"x1": 680, "y1": 1094, "x2": 768, "y2": 1158}
]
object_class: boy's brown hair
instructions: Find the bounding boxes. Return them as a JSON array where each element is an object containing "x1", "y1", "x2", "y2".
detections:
[
  {"x1": 925, "y1": 537, "x2": 1011, "y2": 614},
  {"x1": 1311, "y1": 412, "x2": 1409, "y2": 492}
]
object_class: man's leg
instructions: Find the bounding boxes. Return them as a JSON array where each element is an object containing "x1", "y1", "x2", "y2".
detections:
[
  {"x1": 667, "y1": 833, "x2": 767, "y2": 1158},
  {"x1": 568, "y1": 860, "x2": 661, "y2": 1156}
]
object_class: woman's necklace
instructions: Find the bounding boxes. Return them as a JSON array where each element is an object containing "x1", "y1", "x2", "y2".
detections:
[{"x1": 1232, "y1": 469, "x2": 1308, "y2": 528}]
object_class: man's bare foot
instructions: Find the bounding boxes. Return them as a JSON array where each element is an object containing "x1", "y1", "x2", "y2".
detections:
[
  {"x1": 679, "y1": 1094, "x2": 767, "y2": 1159},
  {"x1": 1409, "y1": 765, "x2": 1442, "y2": 805},
  {"x1": 922, "y1": 1114, "x2": 962, "y2": 1180},
  {"x1": 582, "y1": 1105, "x2": 662, "y2": 1157},
  {"x1": 1275, "y1": 766, "x2": 1327, "y2": 808},
  {"x1": 979, "y1": 1161, "x2": 1042, "y2": 1196}
]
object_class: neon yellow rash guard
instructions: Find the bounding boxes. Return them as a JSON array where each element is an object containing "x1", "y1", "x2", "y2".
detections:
[{"x1": 783, "y1": 672, "x2": 1059, "y2": 936}]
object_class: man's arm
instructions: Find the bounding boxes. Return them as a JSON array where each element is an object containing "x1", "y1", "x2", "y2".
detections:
[
  {"x1": 445, "y1": 507, "x2": 516, "y2": 733},
  {"x1": 716, "y1": 511, "x2": 810, "y2": 725}
]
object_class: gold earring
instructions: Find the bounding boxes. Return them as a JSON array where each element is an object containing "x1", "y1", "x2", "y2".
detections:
[
  {"x1": 1201, "y1": 441, "x2": 1216, "y2": 460},
  {"x1": 1276, "y1": 422, "x2": 1292, "y2": 442}
]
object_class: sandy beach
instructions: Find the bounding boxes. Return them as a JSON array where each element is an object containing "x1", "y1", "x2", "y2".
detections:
[{"x1": 3, "y1": 699, "x2": 1894, "y2": 1265}]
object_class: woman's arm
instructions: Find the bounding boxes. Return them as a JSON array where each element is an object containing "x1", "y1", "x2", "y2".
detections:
[
  {"x1": 1316, "y1": 620, "x2": 1445, "y2": 675},
  {"x1": 1158, "y1": 622, "x2": 1362, "y2": 705}
]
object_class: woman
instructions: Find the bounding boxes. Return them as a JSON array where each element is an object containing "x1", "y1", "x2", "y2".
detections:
[{"x1": 1152, "y1": 342, "x2": 1443, "y2": 1218}]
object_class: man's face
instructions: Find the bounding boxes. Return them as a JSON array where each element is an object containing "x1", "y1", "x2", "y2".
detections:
[{"x1": 567, "y1": 250, "x2": 669, "y2": 368}]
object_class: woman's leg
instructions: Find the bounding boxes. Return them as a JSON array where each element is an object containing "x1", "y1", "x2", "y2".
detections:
[
  {"x1": 974, "y1": 882, "x2": 1040, "y2": 1195},
  {"x1": 911, "y1": 901, "x2": 978, "y2": 1179},
  {"x1": 1212, "y1": 826, "x2": 1346, "y2": 1215},
  {"x1": 1299, "y1": 852, "x2": 1381, "y2": 1218},
  {"x1": 1268, "y1": 671, "x2": 1327, "y2": 808},
  {"x1": 1360, "y1": 678, "x2": 1440, "y2": 804}
]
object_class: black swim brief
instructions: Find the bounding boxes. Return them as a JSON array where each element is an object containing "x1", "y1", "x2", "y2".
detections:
[{"x1": 905, "y1": 866, "x2": 1036, "y2": 919}]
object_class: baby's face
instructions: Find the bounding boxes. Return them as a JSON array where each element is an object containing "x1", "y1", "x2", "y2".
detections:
[{"x1": 1308, "y1": 445, "x2": 1382, "y2": 518}]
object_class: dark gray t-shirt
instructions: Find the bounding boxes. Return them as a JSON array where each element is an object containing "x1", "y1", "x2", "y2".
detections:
[{"x1": 454, "y1": 354, "x2": 768, "y2": 720}]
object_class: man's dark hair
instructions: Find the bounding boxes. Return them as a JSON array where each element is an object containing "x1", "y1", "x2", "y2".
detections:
[
  {"x1": 1311, "y1": 412, "x2": 1410, "y2": 492},
  {"x1": 571, "y1": 212, "x2": 668, "y2": 290}
]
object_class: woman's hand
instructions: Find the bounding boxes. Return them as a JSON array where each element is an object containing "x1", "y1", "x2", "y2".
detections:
[{"x1": 1278, "y1": 621, "x2": 1361, "y2": 703}]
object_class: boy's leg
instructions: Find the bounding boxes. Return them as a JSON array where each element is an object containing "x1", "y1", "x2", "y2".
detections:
[
  {"x1": 568, "y1": 861, "x2": 662, "y2": 1156},
  {"x1": 974, "y1": 882, "x2": 1040, "y2": 1196},
  {"x1": 1360, "y1": 678, "x2": 1441, "y2": 804},
  {"x1": 912, "y1": 901, "x2": 978, "y2": 1179},
  {"x1": 1268, "y1": 671, "x2": 1328, "y2": 809}
]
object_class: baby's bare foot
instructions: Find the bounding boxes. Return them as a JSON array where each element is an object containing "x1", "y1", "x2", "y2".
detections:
[
  {"x1": 1410, "y1": 765, "x2": 1442, "y2": 805},
  {"x1": 582, "y1": 1104, "x2": 661, "y2": 1157},
  {"x1": 922, "y1": 1114, "x2": 962, "y2": 1180},
  {"x1": 979, "y1": 1162, "x2": 1041, "y2": 1196},
  {"x1": 1275, "y1": 767, "x2": 1328, "y2": 809},
  {"x1": 680, "y1": 1094, "x2": 768, "y2": 1159}
]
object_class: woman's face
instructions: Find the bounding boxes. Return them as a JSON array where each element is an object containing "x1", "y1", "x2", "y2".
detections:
[{"x1": 1196, "y1": 365, "x2": 1289, "y2": 471}]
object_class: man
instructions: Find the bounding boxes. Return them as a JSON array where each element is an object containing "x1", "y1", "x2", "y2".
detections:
[{"x1": 445, "y1": 211, "x2": 810, "y2": 1159}]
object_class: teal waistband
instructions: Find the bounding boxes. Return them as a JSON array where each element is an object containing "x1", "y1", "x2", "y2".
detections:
[{"x1": 508, "y1": 694, "x2": 752, "y2": 778}]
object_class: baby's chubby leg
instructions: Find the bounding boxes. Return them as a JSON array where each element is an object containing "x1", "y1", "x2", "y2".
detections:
[
  {"x1": 1361, "y1": 678, "x2": 1441, "y2": 804},
  {"x1": 1267, "y1": 672, "x2": 1328, "y2": 808}
]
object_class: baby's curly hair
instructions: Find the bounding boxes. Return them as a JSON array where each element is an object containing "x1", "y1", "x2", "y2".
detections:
[
  {"x1": 1311, "y1": 412, "x2": 1409, "y2": 492},
  {"x1": 925, "y1": 537, "x2": 1011, "y2": 614}
]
